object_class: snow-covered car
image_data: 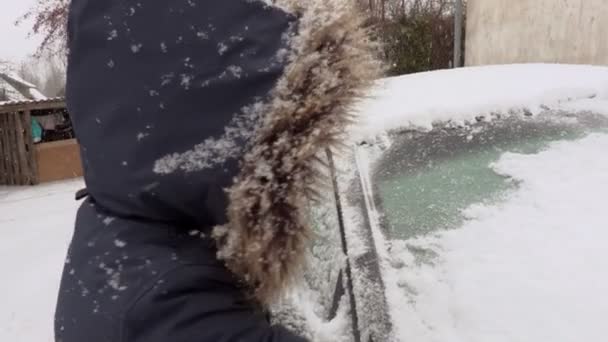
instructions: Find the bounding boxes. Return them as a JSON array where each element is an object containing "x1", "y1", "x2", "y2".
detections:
[{"x1": 293, "y1": 64, "x2": 608, "y2": 342}]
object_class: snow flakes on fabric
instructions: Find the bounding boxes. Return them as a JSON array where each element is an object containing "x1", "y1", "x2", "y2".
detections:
[
  {"x1": 108, "y1": 30, "x2": 118, "y2": 40},
  {"x1": 217, "y1": 42, "x2": 229, "y2": 56},
  {"x1": 220, "y1": 65, "x2": 243, "y2": 79},
  {"x1": 180, "y1": 74, "x2": 193, "y2": 90},
  {"x1": 160, "y1": 73, "x2": 174, "y2": 86},
  {"x1": 154, "y1": 101, "x2": 266, "y2": 174},
  {"x1": 131, "y1": 44, "x2": 143, "y2": 53},
  {"x1": 102, "y1": 217, "x2": 116, "y2": 226},
  {"x1": 137, "y1": 132, "x2": 149, "y2": 141},
  {"x1": 153, "y1": 20, "x2": 294, "y2": 175},
  {"x1": 114, "y1": 239, "x2": 127, "y2": 248},
  {"x1": 251, "y1": 0, "x2": 296, "y2": 13}
]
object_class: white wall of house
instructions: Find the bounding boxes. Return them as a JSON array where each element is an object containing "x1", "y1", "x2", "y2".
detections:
[{"x1": 466, "y1": 0, "x2": 608, "y2": 66}]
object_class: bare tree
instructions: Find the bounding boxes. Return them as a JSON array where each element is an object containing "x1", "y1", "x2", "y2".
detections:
[
  {"x1": 17, "y1": 61, "x2": 44, "y2": 88},
  {"x1": 369, "y1": 0, "x2": 466, "y2": 75},
  {"x1": 43, "y1": 57, "x2": 67, "y2": 97},
  {"x1": 0, "y1": 60, "x2": 13, "y2": 73},
  {"x1": 17, "y1": 0, "x2": 70, "y2": 56},
  {"x1": 17, "y1": 54, "x2": 67, "y2": 97}
]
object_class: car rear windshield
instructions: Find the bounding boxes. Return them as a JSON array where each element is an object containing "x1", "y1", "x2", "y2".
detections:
[{"x1": 371, "y1": 113, "x2": 608, "y2": 240}]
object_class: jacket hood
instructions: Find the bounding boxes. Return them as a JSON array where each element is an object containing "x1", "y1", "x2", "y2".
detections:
[{"x1": 214, "y1": 0, "x2": 382, "y2": 306}]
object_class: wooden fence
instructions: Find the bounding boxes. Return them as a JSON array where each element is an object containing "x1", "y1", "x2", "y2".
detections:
[
  {"x1": 0, "y1": 99, "x2": 67, "y2": 186},
  {"x1": 0, "y1": 111, "x2": 37, "y2": 185}
]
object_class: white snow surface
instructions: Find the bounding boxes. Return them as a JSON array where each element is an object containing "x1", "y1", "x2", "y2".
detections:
[
  {"x1": 354, "y1": 64, "x2": 608, "y2": 138},
  {"x1": 0, "y1": 179, "x2": 83, "y2": 342},
  {"x1": 386, "y1": 133, "x2": 608, "y2": 342}
]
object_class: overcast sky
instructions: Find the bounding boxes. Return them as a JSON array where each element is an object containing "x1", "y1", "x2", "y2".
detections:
[{"x1": 1, "y1": 0, "x2": 42, "y2": 63}]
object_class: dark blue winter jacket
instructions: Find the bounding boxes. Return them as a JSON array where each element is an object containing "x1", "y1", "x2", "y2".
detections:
[
  {"x1": 55, "y1": 1, "x2": 307, "y2": 341},
  {"x1": 55, "y1": 0, "x2": 378, "y2": 341}
]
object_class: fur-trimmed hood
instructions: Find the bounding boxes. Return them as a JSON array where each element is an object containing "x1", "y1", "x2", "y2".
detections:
[
  {"x1": 66, "y1": 0, "x2": 380, "y2": 310},
  {"x1": 214, "y1": 0, "x2": 382, "y2": 306}
]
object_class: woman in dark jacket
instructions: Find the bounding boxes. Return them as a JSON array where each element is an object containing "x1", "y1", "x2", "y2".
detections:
[{"x1": 55, "y1": 0, "x2": 379, "y2": 341}]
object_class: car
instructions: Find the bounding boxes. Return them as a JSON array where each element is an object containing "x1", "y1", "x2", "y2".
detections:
[{"x1": 279, "y1": 64, "x2": 608, "y2": 342}]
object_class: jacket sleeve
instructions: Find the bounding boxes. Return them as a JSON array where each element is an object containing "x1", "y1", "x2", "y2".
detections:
[{"x1": 123, "y1": 264, "x2": 309, "y2": 342}]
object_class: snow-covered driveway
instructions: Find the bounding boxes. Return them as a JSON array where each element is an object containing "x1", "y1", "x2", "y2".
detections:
[{"x1": 0, "y1": 179, "x2": 83, "y2": 342}]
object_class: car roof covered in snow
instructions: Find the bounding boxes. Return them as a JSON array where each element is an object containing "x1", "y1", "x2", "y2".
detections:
[{"x1": 353, "y1": 64, "x2": 608, "y2": 140}]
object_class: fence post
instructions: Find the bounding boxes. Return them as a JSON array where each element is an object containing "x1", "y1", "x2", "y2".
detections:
[
  {"x1": 0, "y1": 113, "x2": 7, "y2": 184},
  {"x1": 22, "y1": 111, "x2": 38, "y2": 185},
  {"x1": 8, "y1": 112, "x2": 21, "y2": 185},
  {"x1": 15, "y1": 111, "x2": 38, "y2": 185}
]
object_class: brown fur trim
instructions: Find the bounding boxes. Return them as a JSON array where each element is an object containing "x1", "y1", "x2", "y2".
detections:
[{"x1": 213, "y1": 0, "x2": 382, "y2": 307}]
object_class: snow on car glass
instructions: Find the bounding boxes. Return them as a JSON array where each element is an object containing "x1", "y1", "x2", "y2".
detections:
[
  {"x1": 369, "y1": 112, "x2": 608, "y2": 240},
  {"x1": 350, "y1": 111, "x2": 608, "y2": 341}
]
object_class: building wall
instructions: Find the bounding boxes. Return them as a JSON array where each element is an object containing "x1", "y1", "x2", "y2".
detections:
[{"x1": 466, "y1": 0, "x2": 608, "y2": 66}]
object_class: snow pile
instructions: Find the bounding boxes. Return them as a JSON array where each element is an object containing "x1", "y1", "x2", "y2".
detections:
[
  {"x1": 0, "y1": 180, "x2": 83, "y2": 342},
  {"x1": 385, "y1": 133, "x2": 608, "y2": 342},
  {"x1": 353, "y1": 64, "x2": 608, "y2": 138}
]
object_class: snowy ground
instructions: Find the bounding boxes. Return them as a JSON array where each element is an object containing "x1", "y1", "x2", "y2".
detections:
[
  {"x1": 0, "y1": 179, "x2": 83, "y2": 342},
  {"x1": 386, "y1": 134, "x2": 608, "y2": 342}
]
